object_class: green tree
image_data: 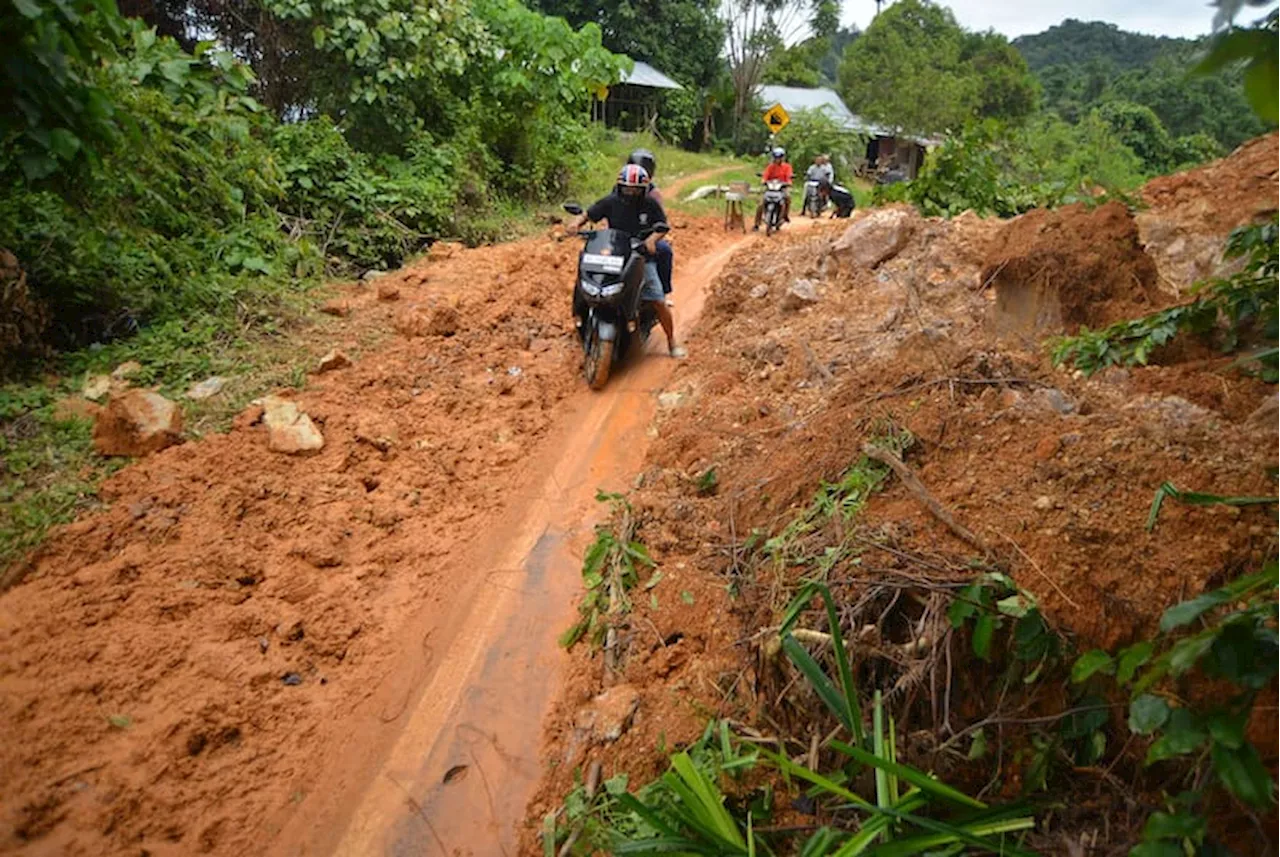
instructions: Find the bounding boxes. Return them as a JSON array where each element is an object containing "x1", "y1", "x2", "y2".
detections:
[
  {"x1": 962, "y1": 31, "x2": 1039, "y2": 121},
  {"x1": 837, "y1": 0, "x2": 978, "y2": 135},
  {"x1": 526, "y1": 0, "x2": 725, "y2": 86}
]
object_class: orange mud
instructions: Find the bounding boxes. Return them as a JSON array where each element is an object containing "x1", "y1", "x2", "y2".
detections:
[{"x1": 0, "y1": 212, "x2": 757, "y2": 856}]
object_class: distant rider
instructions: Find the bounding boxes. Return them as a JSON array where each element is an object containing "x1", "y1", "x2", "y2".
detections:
[
  {"x1": 754, "y1": 146, "x2": 793, "y2": 231},
  {"x1": 626, "y1": 148, "x2": 674, "y2": 303},
  {"x1": 567, "y1": 164, "x2": 686, "y2": 358}
]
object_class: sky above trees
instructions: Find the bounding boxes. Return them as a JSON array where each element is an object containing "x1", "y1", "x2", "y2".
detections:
[{"x1": 842, "y1": 0, "x2": 1220, "y2": 38}]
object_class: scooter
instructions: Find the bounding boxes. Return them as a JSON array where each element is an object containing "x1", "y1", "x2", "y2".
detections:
[
  {"x1": 564, "y1": 203, "x2": 669, "y2": 390},
  {"x1": 761, "y1": 179, "x2": 790, "y2": 236},
  {"x1": 802, "y1": 180, "x2": 826, "y2": 217}
]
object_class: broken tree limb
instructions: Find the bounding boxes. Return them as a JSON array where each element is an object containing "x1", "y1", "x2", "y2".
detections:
[{"x1": 862, "y1": 443, "x2": 990, "y2": 554}]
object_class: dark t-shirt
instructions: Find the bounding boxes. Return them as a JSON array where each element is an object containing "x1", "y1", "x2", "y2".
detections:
[{"x1": 586, "y1": 192, "x2": 668, "y2": 236}]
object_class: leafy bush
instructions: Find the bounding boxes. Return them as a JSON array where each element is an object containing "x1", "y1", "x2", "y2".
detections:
[
  {"x1": 875, "y1": 117, "x2": 1145, "y2": 217},
  {"x1": 0, "y1": 21, "x2": 315, "y2": 349}
]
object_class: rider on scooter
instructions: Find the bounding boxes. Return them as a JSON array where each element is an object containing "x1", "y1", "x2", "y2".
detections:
[
  {"x1": 566, "y1": 164, "x2": 686, "y2": 358},
  {"x1": 754, "y1": 147, "x2": 793, "y2": 231},
  {"x1": 626, "y1": 148, "x2": 674, "y2": 302}
]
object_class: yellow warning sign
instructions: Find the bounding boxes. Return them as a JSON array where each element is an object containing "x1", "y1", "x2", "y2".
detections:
[{"x1": 762, "y1": 103, "x2": 790, "y2": 134}]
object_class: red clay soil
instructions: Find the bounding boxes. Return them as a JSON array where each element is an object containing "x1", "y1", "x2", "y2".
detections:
[
  {"x1": 523, "y1": 140, "x2": 1278, "y2": 853},
  {"x1": 0, "y1": 216, "x2": 725, "y2": 857}
]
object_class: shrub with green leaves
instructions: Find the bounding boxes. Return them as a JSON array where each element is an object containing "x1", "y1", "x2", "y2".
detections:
[
  {"x1": 1072, "y1": 566, "x2": 1278, "y2": 854},
  {"x1": 875, "y1": 116, "x2": 1145, "y2": 218}
]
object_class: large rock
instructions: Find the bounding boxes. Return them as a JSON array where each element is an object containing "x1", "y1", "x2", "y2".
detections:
[
  {"x1": 781, "y1": 278, "x2": 820, "y2": 311},
  {"x1": 261, "y1": 395, "x2": 324, "y2": 455},
  {"x1": 394, "y1": 304, "x2": 460, "y2": 338},
  {"x1": 831, "y1": 208, "x2": 916, "y2": 268},
  {"x1": 93, "y1": 390, "x2": 183, "y2": 457}
]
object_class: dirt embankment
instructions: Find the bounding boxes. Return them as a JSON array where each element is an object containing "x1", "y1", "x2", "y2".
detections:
[{"x1": 525, "y1": 136, "x2": 1279, "y2": 851}]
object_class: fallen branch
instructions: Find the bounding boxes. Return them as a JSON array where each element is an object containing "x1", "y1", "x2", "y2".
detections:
[
  {"x1": 863, "y1": 443, "x2": 989, "y2": 554},
  {"x1": 556, "y1": 760, "x2": 602, "y2": 857}
]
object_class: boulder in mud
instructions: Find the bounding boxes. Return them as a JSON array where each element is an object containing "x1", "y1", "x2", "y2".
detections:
[
  {"x1": 93, "y1": 390, "x2": 184, "y2": 457},
  {"x1": 316, "y1": 349, "x2": 352, "y2": 373},
  {"x1": 1245, "y1": 393, "x2": 1278, "y2": 429},
  {"x1": 260, "y1": 395, "x2": 324, "y2": 455},
  {"x1": 782, "y1": 278, "x2": 820, "y2": 311},
  {"x1": 395, "y1": 304, "x2": 460, "y2": 338},
  {"x1": 573, "y1": 683, "x2": 640, "y2": 744},
  {"x1": 185, "y1": 376, "x2": 226, "y2": 400},
  {"x1": 376, "y1": 282, "x2": 401, "y2": 302},
  {"x1": 831, "y1": 207, "x2": 916, "y2": 268},
  {"x1": 320, "y1": 299, "x2": 352, "y2": 317}
]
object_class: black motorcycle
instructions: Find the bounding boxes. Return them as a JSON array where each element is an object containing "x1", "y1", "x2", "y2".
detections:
[{"x1": 564, "y1": 203, "x2": 669, "y2": 390}]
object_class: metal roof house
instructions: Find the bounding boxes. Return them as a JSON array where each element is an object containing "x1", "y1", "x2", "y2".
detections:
[
  {"x1": 591, "y1": 57, "x2": 685, "y2": 135},
  {"x1": 755, "y1": 85, "x2": 940, "y2": 179}
]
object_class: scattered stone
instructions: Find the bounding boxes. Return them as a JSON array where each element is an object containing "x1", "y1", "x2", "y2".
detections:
[
  {"x1": 111, "y1": 361, "x2": 143, "y2": 381},
  {"x1": 394, "y1": 305, "x2": 460, "y2": 338},
  {"x1": 281, "y1": 673, "x2": 303, "y2": 686},
  {"x1": 53, "y1": 397, "x2": 102, "y2": 422},
  {"x1": 526, "y1": 338, "x2": 552, "y2": 353},
  {"x1": 258, "y1": 637, "x2": 270, "y2": 654},
  {"x1": 657, "y1": 391, "x2": 686, "y2": 410},
  {"x1": 82, "y1": 374, "x2": 112, "y2": 401},
  {"x1": 376, "y1": 282, "x2": 401, "y2": 301},
  {"x1": 831, "y1": 207, "x2": 916, "y2": 268},
  {"x1": 781, "y1": 278, "x2": 820, "y2": 311},
  {"x1": 185, "y1": 376, "x2": 226, "y2": 400},
  {"x1": 748, "y1": 284, "x2": 769, "y2": 299},
  {"x1": 1034, "y1": 388, "x2": 1075, "y2": 416},
  {"x1": 361, "y1": 269, "x2": 388, "y2": 282},
  {"x1": 1245, "y1": 393, "x2": 1278, "y2": 429},
  {"x1": 1033, "y1": 495, "x2": 1054, "y2": 511},
  {"x1": 428, "y1": 241, "x2": 463, "y2": 261},
  {"x1": 316, "y1": 349, "x2": 352, "y2": 373},
  {"x1": 93, "y1": 390, "x2": 184, "y2": 457},
  {"x1": 260, "y1": 395, "x2": 324, "y2": 455},
  {"x1": 355, "y1": 416, "x2": 398, "y2": 452},
  {"x1": 573, "y1": 683, "x2": 639, "y2": 744},
  {"x1": 320, "y1": 299, "x2": 352, "y2": 317},
  {"x1": 1033, "y1": 435, "x2": 1061, "y2": 461}
]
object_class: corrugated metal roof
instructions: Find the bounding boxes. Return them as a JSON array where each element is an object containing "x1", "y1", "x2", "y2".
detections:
[
  {"x1": 756, "y1": 85, "x2": 939, "y2": 144},
  {"x1": 620, "y1": 60, "x2": 684, "y2": 90}
]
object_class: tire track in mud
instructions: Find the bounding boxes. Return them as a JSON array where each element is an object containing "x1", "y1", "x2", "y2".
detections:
[{"x1": 268, "y1": 235, "x2": 761, "y2": 856}]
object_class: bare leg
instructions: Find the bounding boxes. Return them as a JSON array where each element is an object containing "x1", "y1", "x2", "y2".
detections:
[{"x1": 649, "y1": 300, "x2": 685, "y2": 356}]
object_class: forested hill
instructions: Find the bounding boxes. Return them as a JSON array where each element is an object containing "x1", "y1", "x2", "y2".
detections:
[
  {"x1": 1011, "y1": 18, "x2": 1270, "y2": 149},
  {"x1": 1012, "y1": 19, "x2": 1193, "y2": 72}
]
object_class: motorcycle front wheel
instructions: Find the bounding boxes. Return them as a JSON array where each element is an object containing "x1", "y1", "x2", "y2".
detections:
[{"x1": 583, "y1": 328, "x2": 614, "y2": 391}]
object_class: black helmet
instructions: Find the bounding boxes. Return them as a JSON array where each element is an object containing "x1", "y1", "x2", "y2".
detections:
[{"x1": 627, "y1": 148, "x2": 656, "y2": 179}]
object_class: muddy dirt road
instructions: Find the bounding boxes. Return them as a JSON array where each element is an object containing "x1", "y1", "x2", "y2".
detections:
[{"x1": 0, "y1": 207, "x2": 808, "y2": 856}]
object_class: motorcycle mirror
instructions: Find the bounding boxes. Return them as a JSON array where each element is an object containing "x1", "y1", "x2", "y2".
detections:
[{"x1": 563, "y1": 203, "x2": 584, "y2": 216}]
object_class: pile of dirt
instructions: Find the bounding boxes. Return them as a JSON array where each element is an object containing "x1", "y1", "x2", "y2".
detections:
[
  {"x1": 1137, "y1": 132, "x2": 1280, "y2": 295},
  {"x1": 0, "y1": 216, "x2": 724, "y2": 856},
  {"x1": 525, "y1": 139, "x2": 1278, "y2": 852},
  {"x1": 984, "y1": 201, "x2": 1163, "y2": 338}
]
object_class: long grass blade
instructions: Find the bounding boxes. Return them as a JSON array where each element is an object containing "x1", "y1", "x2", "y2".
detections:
[
  {"x1": 887, "y1": 711, "x2": 900, "y2": 806},
  {"x1": 542, "y1": 812, "x2": 556, "y2": 857},
  {"x1": 767, "y1": 752, "x2": 1036, "y2": 857},
  {"x1": 817, "y1": 583, "x2": 865, "y2": 746},
  {"x1": 831, "y1": 792, "x2": 928, "y2": 857},
  {"x1": 782, "y1": 634, "x2": 854, "y2": 733},
  {"x1": 868, "y1": 817, "x2": 1036, "y2": 857},
  {"x1": 872, "y1": 690, "x2": 891, "y2": 823},
  {"x1": 830, "y1": 740, "x2": 986, "y2": 809}
]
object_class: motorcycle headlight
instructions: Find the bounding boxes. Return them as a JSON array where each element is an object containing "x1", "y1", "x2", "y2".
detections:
[
  {"x1": 580, "y1": 279, "x2": 600, "y2": 296},
  {"x1": 601, "y1": 282, "x2": 624, "y2": 297}
]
